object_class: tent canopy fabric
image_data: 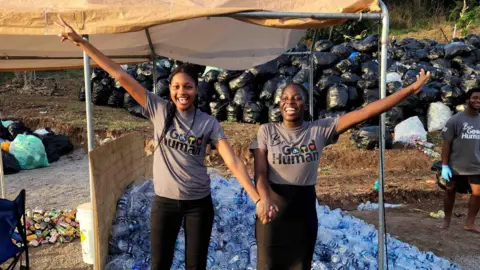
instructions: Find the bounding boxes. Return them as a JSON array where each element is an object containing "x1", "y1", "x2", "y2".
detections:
[{"x1": 0, "y1": 0, "x2": 379, "y2": 71}]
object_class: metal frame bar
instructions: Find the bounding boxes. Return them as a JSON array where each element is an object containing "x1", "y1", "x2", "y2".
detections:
[
  {"x1": 216, "y1": 11, "x2": 382, "y2": 20},
  {"x1": 145, "y1": 28, "x2": 158, "y2": 94}
]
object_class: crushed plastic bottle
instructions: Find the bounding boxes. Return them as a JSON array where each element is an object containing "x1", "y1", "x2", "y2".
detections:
[{"x1": 106, "y1": 172, "x2": 460, "y2": 270}]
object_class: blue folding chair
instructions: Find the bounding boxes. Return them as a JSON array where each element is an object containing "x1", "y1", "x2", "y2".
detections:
[{"x1": 0, "y1": 189, "x2": 29, "y2": 270}]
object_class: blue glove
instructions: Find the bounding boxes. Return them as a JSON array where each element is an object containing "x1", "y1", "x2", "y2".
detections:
[{"x1": 441, "y1": 165, "x2": 452, "y2": 182}]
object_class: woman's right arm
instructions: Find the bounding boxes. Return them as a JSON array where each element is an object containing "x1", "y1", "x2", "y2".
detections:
[
  {"x1": 56, "y1": 15, "x2": 147, "y2": 107},
  {"x1": 253, "y1": 148, "x2": 278, "y2": 221}
]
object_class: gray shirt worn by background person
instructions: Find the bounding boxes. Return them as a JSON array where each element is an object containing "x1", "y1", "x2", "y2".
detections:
[
  {"x1": 441, "y1": 111, "x2": 480, "y2": 175},
  {"x1": 250, "y1": 118, "x2": 339, "y2": 186},
  {"x1": 143, "y1": 91, "x2": 226, "y2": 200}
]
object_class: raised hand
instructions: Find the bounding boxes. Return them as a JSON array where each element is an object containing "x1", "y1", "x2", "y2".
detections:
[
  {"x1": 410, "y1": 69, "x2": 431, "y2": 94},
  {"x1": 55, "y1": 15, "x2": 84, "y2": 46}
]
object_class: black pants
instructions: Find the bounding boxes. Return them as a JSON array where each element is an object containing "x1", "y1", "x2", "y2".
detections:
[
  {"x1": 256, "y1": 184, "x2": 318, "y2": 270},
  {"x1": 150, "y1": 194, "x2": 214, "y2": 270}
]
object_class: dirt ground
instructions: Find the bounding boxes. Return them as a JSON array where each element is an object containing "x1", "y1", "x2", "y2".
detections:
[{"x1": 1, "y1": 75, "x2": 480, "y2": 269}]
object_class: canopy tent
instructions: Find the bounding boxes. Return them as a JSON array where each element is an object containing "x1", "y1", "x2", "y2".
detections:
[{"x1": 0, "y1": 0, "x2": 390, "y2": 269}]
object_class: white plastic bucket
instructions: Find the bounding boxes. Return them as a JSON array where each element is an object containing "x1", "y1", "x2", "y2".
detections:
[{"x1": 77, "y1": 202, "x2": 94, "y2": 265}]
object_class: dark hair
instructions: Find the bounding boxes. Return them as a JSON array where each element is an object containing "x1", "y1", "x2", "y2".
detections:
[
  {"x1": 466, "y1": 88, "x2": 480, "y2": 101},
  {"x1": 157, "y1": 64, "x2": 199, "y2": 145},
  {"x1": 281, "y1": 82, "x2": 313, "y2": 121}
]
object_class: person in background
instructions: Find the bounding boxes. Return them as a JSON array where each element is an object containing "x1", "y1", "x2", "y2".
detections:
[
  {"x1": 55, "y1": 15, "x2": 277, "y2": 269},
  {"x1": 251, "y1": 70, "x2": 431, "y2": 269},
  {"x1": 440, "y1": 88, "x2": 480, "y2": 233}
]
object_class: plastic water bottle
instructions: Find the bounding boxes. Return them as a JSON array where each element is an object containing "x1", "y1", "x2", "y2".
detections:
[
  {"x1": 116, "y1": 194, "x2": 129, "y2": 222},
  {"x1": 111, "y1": 222, "x2": 142, "y2": 238},
  {"x1": 105, "y1": 255, "x2": 135, "y2": 270},
  {"x1": 249, "y1": 242, "x2": 257, "y2": 264}
]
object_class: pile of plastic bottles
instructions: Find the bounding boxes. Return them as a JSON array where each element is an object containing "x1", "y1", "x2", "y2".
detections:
[
  {"x1": 24, "y1": 208, "x2": 80, "y2": 247},
  {"x1": 106, "y1": 171, "x2": 459, "y2": 270},
  {"x1": 357, "y1": 201, "x2": 403, "y2": 211}
]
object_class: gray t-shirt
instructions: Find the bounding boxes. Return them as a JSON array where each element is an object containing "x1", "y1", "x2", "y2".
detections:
[
  {"x1": 251, "y1": 118, "x2": 339, "y2": 186},
  {"x1": 143, "y1": 91, "x2": 226, "y2": 200},
  {"x1": 441, "y1": 111, "x2": 480, "y2": 175}
]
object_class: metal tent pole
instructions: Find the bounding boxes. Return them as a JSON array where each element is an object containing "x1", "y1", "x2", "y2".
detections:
[
  {"x1": 145, "y1": 28, "x2": 158, "y2": 94},
  {"x1": 309, "y1": 30, "x2": 319, "y2": 120},
  {"x1": 0, "y1": 143, "x2": 5, "y2": 199},
  {"x1": 82, "y1": 35, "x2": 97, "y2": 268},
  {"x1": 378, "y1": 1, "x2": 389, "y2": 269}
]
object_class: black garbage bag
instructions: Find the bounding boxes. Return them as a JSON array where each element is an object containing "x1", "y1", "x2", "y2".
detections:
[
  {"x1": 154, "y1": 65, "x2": 169, "y2": 80},
  {"x1": 390, "y1": 47, "x2": 406, "y2": 60},
  {"x1": 361, "y1": 61, "x2": 379, "y2": 76},
  {"x1": 291, "y1": 44, "x2": 308, "y2": 52},
  {"x1": 156, "y1": 79, "x2": 170, "y2": 97},
  {"x1": 465, "y1": 34, "x2": 480, "y2": 48},
  {"x1": 452, "y1": 54, "x2": 477, "y2": 67},
  {"x1": 326, "y1": 84, "x2": 349, "y2": 111},
  {"x1": 401, "y1": 38, "x2": 424, "y2": 50},
  {"x1": 91, "y1": 68, "x2": 109, "y2": 81},
  {"x1": 229, "y1": 71, "x2": 254, "y2": 92},
  {"x1": 351, "y1": 35, "x2": 378, "y2": 53},
  {"x1": 462, "y1": 64, "x2": 480, "y2": 77},
  {"x1": 314, "y1": 40, "x2": 334, "y2": 52},
  {"x1": 107, "y1": 89, "x2": 125, "y2": 108},
  {"x1": 0, "y1": 123, "x2": 10, "y2": 140},
  {"x1": 250, "y1": 60, "x2": 278, "y2": 81},
  {"x1": 157, "y1": 59, "x2": 173, "y2": 72},
  {"x1": 227, "y1": 103, "x2": 242, "y2": 122},
  {"x1": 213, "y1": 82, "x2": 231, "y2": 101},
  {"x1": 313, "y1": 52, "x2": 339, "y2": 69},
  {"x1": 388, "y1": 62, "x2": 408, "y2": 75},
  {"x1": 41, "y1": 133, "x2": 74, "y2": 163},
  {"x1": 402, "y1": 70, "x2": 419, "y2": 87},
  {"x1": 243, "y1": 101, "x2": 265, "y2": 124},
  {"x1": 136, "y1": 62, "x2": 154, "y2": 76},
  {"x1": 217, "y1": 70, "x2": 243, "y2": 83},
  {"x1": 92, "y1": 78, "x2": 113, "y2": 105},
  {"x1": 462, "y1": 76, "x2": 480, "y2": 93},
  {"x1": 441, "y1": 85, "x2": 464, "y2": 107},
  {"x1": 431, "y1": 59, "x2": 451, "y2": 69},
  {"x1": 291, "y1": 57, "x2": 309, "y2": 68},
  {"x1": 444, "y1": 75, "x2": 462, "y2": 87},
  {"x1": 330, "y1": 43, "x2": 354, "y2": 58},
  {"x1": 418, "y1": 86, "x2": 440, "y2": 104},
  {"x1": 362, "y1": 89, "x2": 379, "y2": 106},
  {"x1": 127, "y1": 105, "x2": 146, "y2": 119},
  {"x1": 385, "y1": 107, "x2": 404, "y2": 132},
  {"x1": 273, "y1": 79, "x2": 288, "y2": 105},
  {"x1": 2, "y1": 150, "x2": 20, "y2": 175},
  {"x1": 197, "y1": 100, "x2": 211, "y2": 114},
  {"x1": 358, "y1": 79, "x2": 378, "y2": 90},
  {"x1": 322, "y1": 68, "x2": 341, "y2": 77},
  {"x1": 419, "y1": 38, "x2": 438, "y2": 47},
  {"x1": 445, "y1": 42, "x2": 475, "y2": 58},
  {"x1": 209, "y1": 101, "x2": 228, "y2": 121},
  {"x1": 350, "y1": 126, "x2": 393, "y2": 150},
  {"x1": 268, "y1": 106, "x2": 282, "y2": 123},
  {"x1": 316, "y1": 76, "x2": 342, "y2": 92},
  {"x1": 431, "y1": 160, "x2": 471, "y2": 193},
  {"x1": 276, "y1": 55, "x2": 291, "y2": 67},
  {"x1": 397, "y1": 94, "x2": 421, "y2": 112},
  {"x1": 336, "y1": 59, "x2": 358, "y2": 73},
  {"x1": 427, "y1": 45, "x2": 445, "y2": 60},
  {"x1": 8, "y1": 121, "x2": 32, "y2": 140},
  {"x1": 139, "y1": 78, "x2": 154, "y2": 92},
  {"x1": 387, "y1": 81, "x2": 403, "y2": 95},
  {"x1": 410, "y1": 48, "x2": 430, "y2": 61},
  {"x1": 233, "y1": 85, "x2": 255, "y2": 107},
  {"x1": 292, "y1": 68, "x2": 309, "y2": 84},
  {"x1": 197, "y1": 81, "x2": 214, "y2": 101},
  {"x1": 348, "y1": 86, "x2": 360, "y2": 107},
  {"x1": 279, "y1": 66, "x2": 300, "y2": 77},
  {"x1": 260, "y1": 78, "x2": 280, "y2": 100},
  {"x1": 204, "y1": 70, "x2": 220, "y2": 83},
  {"x1": 341, "y1": 73, "x2": 361, "y2": 86}
]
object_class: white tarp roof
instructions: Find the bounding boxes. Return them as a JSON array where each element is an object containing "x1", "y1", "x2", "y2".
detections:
[{"x1": 0, "y1": 0, "x2": 380, "y2": 71}]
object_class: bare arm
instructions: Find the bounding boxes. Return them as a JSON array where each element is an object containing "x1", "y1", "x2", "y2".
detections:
[
  {"x1": 442, "y1": 140, "x2": 452, "y2": 166},
  {"x1": 253, "y1": 148, "x2": 271, "y2": 200},
  {"x1": 56, "y1": 15, "x2": 146, "y2": 107},
  {"x1": 335, "y1": 70, "x2": 431, "y2": 135},
  {"x1": 215, "y1": 139, "x2": 260, "y2": 203}
]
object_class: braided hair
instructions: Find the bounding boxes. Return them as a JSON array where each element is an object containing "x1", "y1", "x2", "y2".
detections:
[
  {"x1": 157, "y1": 64, "x2": 199, "y2": 145},
  {"x1": 282, "y1": 82, "x2": 313, "y2": 122}
]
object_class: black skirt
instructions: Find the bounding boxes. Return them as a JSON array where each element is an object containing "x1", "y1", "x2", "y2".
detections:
[{"x1": 255, "y1": 184, "x2": 318, "y2": 270}]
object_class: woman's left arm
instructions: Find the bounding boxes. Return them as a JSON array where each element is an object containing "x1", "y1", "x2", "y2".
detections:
[
  {"x1": 335, "y1": 69, "x2": 431, "y2": 135},
  {"x1": 215, "y1": 139, "x2": 260, "y2": 203}
]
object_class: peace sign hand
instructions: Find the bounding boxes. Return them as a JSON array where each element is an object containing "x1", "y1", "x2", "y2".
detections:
[{"x1": 55, "y1": 15, "x2": 84, "y2": 46}]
